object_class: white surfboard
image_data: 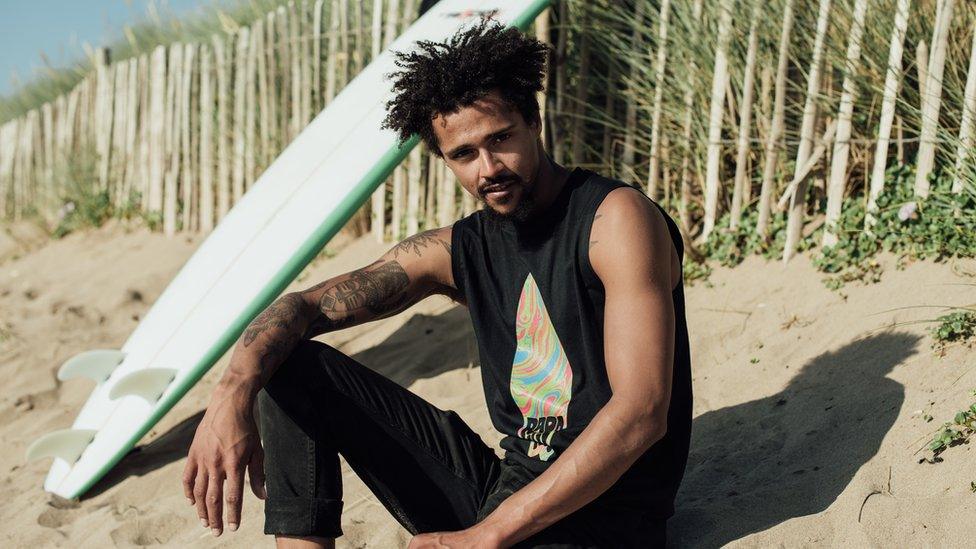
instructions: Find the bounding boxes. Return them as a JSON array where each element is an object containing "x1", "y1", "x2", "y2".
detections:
[{"x1": 28, "y1": 0, "x2": 550, "y2": 500}]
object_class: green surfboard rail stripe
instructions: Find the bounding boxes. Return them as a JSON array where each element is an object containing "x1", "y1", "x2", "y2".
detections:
[{"x1": 70, "y1": 0, "x2": 552, "y2": 500}]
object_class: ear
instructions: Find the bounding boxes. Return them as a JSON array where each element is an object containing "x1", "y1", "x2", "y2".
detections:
[{"x1": 528, "y1": 111, "x2": 542, "y2": 137}]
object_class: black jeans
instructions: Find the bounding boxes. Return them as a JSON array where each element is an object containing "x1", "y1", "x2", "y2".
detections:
[{"x1": 257, "y1": 340, "x2": 665, "y2": 548}]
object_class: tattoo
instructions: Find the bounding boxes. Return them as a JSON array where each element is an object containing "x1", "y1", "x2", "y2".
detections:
[
  {"x1": 387, "y1": 229, "x2": 451, "y2": 259},
  {"x1": 317, "y1": 260, "x2": 412, "y2": 317},
  {"x1": 242, "y1": 293, "x2": 305, "y2": 348}
]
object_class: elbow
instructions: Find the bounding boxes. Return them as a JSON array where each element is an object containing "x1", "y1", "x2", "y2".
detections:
[
  {"x1": 638, "y1": 414, "x2": 668, "y2": 449},
  {"x1": 613, "y1": 397, "x2": 669, "y2": 451}
]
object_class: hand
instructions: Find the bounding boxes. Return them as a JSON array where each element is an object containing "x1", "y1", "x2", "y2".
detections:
[
  {"x1": 408, "y1": 526, "x2": 502, "y2": 549},
  {"x1": 182, "y1": 386, "x2": 265, "y2": 537}
]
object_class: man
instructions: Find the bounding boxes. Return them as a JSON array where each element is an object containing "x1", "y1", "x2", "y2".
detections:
[{"x1": 183, "y1": 20, "x2": 691, "y2": 548}]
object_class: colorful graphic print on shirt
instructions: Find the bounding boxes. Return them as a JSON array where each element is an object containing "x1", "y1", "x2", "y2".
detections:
[{"x1": 509, "y1": 273, "x2": 573, "y2": 461}]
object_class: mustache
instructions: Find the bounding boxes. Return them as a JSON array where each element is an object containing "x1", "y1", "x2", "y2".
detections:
[{"x1": 479, "y1": 174, "x2": 521, "y2": 194}]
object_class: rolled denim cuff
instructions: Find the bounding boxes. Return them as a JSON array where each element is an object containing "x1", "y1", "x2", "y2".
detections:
[{"x1": 264, "y1": 496, "x2": 343, "y2": 538}]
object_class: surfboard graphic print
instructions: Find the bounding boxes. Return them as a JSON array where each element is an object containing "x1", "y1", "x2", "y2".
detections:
[{"x1": 510, "y1": 273, "x2": 573, "y2": 461}]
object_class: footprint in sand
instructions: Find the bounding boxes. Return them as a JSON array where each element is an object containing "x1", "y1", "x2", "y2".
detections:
[{"x1": 109, "y1": 512, "x2": 188, "y2": 546}]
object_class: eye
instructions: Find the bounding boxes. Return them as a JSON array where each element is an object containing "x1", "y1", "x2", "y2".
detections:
[
  {"x1": 493, "y1": 133, "x2": 510, "y2": 143},
  {"x1": 451, "y1": 149, "x2": 472, "y2": 160}
]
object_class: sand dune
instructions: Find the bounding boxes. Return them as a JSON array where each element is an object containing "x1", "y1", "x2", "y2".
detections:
[{"x1": 2, "y1": 219, "x2": 974, "y2": 547}]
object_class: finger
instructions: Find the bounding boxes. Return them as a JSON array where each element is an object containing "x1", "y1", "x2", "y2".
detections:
[
  {"x1": 248, "y1": 446, "x2": 266, "y2": 500},
  {"x1": 225, "y1": 464, "x2": 244, "y2": 532},
  {"x1": 206, "y1": 472, "x2": 225, "y2": 536},
  {"x1": 182, "y1": 459, "x2": 197, "y2": 505},
  {"x1": 193, "y1": 469, "x2": 209, "y2": 528}
]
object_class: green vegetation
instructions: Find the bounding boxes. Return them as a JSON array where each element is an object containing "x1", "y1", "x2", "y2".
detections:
[
  {"x1": 813, "y1": 167, "x2": 976, "y2": 290},
  {"x1": 930, "y1": 311, "x2": 976, "y2": 350},
  {"x1": 682, "y1": 166, "x2": 976, "y2": 289},
  {"x1": 925, "y1": 389, "x2": 976, "y2": 462},
  {"x1": 45, "y1": 146, "x2": 151, "y2": 238}
]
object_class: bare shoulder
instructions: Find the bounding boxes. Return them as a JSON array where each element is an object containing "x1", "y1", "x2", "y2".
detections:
[{"x1": 589, "y1": 186, "x2": 679, "y2": 289}]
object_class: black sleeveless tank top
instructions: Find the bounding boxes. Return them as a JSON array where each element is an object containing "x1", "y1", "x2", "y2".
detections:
[{"x1": 450, "y1": 167, "x2": 692, "y2": 518}]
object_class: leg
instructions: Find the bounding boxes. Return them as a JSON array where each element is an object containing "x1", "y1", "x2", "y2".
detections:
[{"x1": 258, "y1": 339, "x2": 500, "y2": 541}]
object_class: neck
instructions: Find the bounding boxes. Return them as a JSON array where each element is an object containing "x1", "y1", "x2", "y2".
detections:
[{"x1": 530, "y1": 150, "x2": 570, "y2": 215}]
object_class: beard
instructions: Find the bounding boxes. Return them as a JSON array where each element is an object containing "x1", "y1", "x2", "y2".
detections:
[{"x1": 481, "y1": 183, "x2": 538, "y2": 224}]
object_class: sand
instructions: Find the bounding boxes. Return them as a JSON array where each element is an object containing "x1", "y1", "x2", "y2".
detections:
[{"x1": 2, "y1": 218, "x2": 975, "y2": 548}]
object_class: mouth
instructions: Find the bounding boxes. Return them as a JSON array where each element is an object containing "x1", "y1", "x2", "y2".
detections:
[{"x1": 481, "y1": 179, "x2": 517, "y2": 199}]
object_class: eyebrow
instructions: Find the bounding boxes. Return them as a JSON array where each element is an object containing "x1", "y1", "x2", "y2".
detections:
[{"x1": 444, "y1": 124, "x2": 517, "y2": 158}]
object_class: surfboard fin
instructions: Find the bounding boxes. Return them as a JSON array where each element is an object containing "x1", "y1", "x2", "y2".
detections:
[
  {"x1": 108, "y1": 368, "x2": 178, "y2": 403},
  {"x1": 57, "y1": 349, "x2": 126, "y2": 383},
  {"x1": 26, "y1": 429, "x2": 98, "y2": 464}
]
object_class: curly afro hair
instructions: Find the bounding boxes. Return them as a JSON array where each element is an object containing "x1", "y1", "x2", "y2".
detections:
[{"x1": 381, "y1": 18, "x2": 549, "y2": 156}]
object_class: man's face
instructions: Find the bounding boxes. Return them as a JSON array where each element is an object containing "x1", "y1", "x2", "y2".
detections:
[{"x1": 431, "y1": 90, "x2": 542, "y2": 223}]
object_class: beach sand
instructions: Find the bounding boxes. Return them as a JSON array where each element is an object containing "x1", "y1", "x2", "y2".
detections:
[{"x1": 2, "y1": 219, "x2": 975, "y2": 547}]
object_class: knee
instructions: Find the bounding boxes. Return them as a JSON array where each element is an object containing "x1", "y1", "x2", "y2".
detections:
[{"x1": 262, "y1": 339, "x2": 349, "y2": 399}]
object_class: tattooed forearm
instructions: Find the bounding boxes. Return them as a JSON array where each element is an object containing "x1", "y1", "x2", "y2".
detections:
[
  {"x1": 317, "y1": 260, "x2": 412, "y2": 317},
  {"x1": 242, "y1": 293, "x2": 306, "y2": 348},
  {"x1": 232, "y1": 292, "x2": 311, "y2": 387},
  {"x1": 387, "y1": 229, "x2": 451, "y2": 259}
]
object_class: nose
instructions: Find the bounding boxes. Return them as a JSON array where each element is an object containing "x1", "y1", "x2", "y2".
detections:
[{"x1": 479, "y1": 149, "x2": 505, "y2": 181}]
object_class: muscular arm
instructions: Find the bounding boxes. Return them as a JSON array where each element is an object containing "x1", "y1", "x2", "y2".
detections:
[
  {"x1": 474, "y1": 187, "x2": 680, "y2": 546},
  {"x1": 218, "y1": 227, "x2": 460, "y2": 396}
]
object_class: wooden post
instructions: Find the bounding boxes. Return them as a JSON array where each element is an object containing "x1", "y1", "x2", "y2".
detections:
[
  {"x1": 570, "y1": 8, "x2": 590, "y2": 165},
  {"x1": 214, "y1": 34, "x2": 231, "y2": 221},
  {"x1": 916, "y1": 39, "x2": 928, "y2": 99},
  {"x1": 730, "y1": 0, "x2": 760, "y2": 230},
  {"x1": 136, "y1": 55, "x2": 150, "y2": 211},
  {"x1": 109, "y1": 62, "x2": 127, "y2": 209},
  {"x1": 914, "y1": 0, "x2": 955, "y2": 197},
  {"x1": 866, "y1": 0, "x2": 911, "y2": 227},
  {"x1": 535, "y1": 7, "x2": 550, "y2": 147},
  {"x1": 620, "y1": 1, "x2": 647, "y2": 185},
  {"x1": 265, "y1": 11, "x2": 280, "y2": 162},
  {"x1": 783, "y1": 0, "x2": 831, "y2": 262},
  {"x1": 289, "y1": 1, "x2": 302, "y2": 139},
  {"x1": 163, "y1": 44, "x2": 184, "y2": 236},
  {"x1": 200, "y1": 44, "x2": 215, "y2": 233},
  {"x1": 425, "y1": 153, "x2": 438, "y2": 229},
  {"x1": 407, "y1": 145, "x2": 422, "y2": 236},
  {"x1": 326, "y1": 0, "x2": 340, "y2": 102},
  {"x1": 823, "y1": 0, "x2": 868, "y2": 248},
  {"x1": 123, "y1": 57, "x2": 140, "y2": 208},
  {"x1": 313, "y1": 0, "x2": 325, "y2": 109},
  {"x1": 277, "y1": 7, "x2": 292, "y2": 143},
  {"x1": 338, "y1": 0, "x2": 349, "y2": 89},
  {"x1": 553, "y1": 0, "x2": 568, "y2": 164},
  {"x1": 0, "y1": 122, "x2": 14, "y2": 217},
  {"x1": 181, "y1": 43, "x2": 197, "y2": 233},
  {"x1": 699, "y1": 0, "x2": 734, "y2": 242},
  {"x1": 353, "y1": 0, "x2": 365, "y2": 73},
  {"x1": 233, "y1": 27, "x2": 250, "y2": 204},
  {"x1": 438, "y1": 160, "x2": 455, "y2": 227},
  {"x1": 952, "y1": 18, "x2": 976, "y2": 194},
  {"x1": 678, "y1": 0, "x2": 704, "y2": 235},
  {"x1": 245, "y1": 26, "x2": 258, "y2": 189},
  {"x1": 94, "y1": 48, "x2": 113, "y2": 193},
  {"x1": 255, "y1": 18, "x2": 271, "y2": 168},
  {"x1": 148, "y1": 45, "x2": 167, "y2": 217},
  {"x1": 647, "y1": 0, "x2": 671, "y2": 200},
  {"x1": 300, "y1": 0, "x2": 313, "y2": 127}
]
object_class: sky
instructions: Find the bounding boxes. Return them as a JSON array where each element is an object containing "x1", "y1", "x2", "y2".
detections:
[{"x1": 0, "y1": 0, "x2": 219, "y2": 98}]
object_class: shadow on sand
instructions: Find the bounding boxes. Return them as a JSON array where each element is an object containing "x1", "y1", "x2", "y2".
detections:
[
  {"x1": 668, "y1": 331, "x2": 919, "y2": 547},
  {"x1": 86, "y1": 306, "x2": 475, "y2": 499}
]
